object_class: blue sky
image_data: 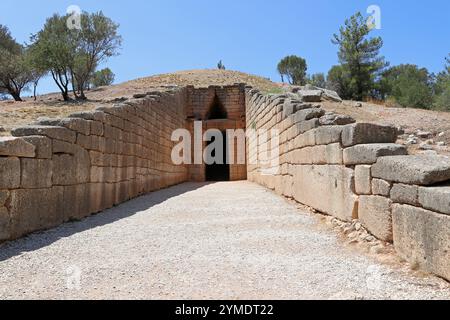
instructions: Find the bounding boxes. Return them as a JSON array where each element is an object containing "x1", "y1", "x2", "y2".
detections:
[{"x1": 1, "y1": 0, "x2": 449, "y2": 95}]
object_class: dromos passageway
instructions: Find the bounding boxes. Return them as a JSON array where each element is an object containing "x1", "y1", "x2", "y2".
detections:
[{"x1": 0, "y1": 182, "x2": 448, "y2": 300}]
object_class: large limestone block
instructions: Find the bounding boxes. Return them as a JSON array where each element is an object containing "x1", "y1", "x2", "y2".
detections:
[
  {"x1": 392, "y1": 204, "x2": 450, "y2": 281},
  {"x1": 355, "y1": 165, "x2": 372, "y2": 195},
  {"x1": 9, "y1": 187, "x2": 64, "y2": 239},
  {"x1": 296, "y1": 119, "x2": 320, "y2": 135},
  {"x1": 299, "y1": 90, "x2": 322, "y2": 102},
  {"x1": 0, "y1": 157, "x2": 20, "y2": 189},
  {"x1": 319, "y1": 113, "x2": 355, "y2": 126},
  {"x1": 418, "y1": 186, "x2": 450, "y2": 215},
  {"x1": 359, "y1": 196, "x2": 393, "y2": 241},
  {"x1": 0, "y1": 206, "x2": 10, "y2": 241},
  {"x1": 63, "y1": 184, "x2": 90, "y2": 221},
  {"x1": 20, "y1": 158, "x2": 53, "y2": 188},
  {"x1": 372, "y1": 155, "x2": 450, "y2": 185},
  {"x1": 390, "y1": 184, "x2": 419, "y2": 205},
  {"x1": 0, "y1": 137, "x2": 35, "y2": 157},
  {"x1": 314, "y1": 126, "x2": 344, "y2": 145},
  {"x1": 372, "y1": 179, "x2": 391, "y2": 197},
  {"x1": 342, "y1": 123, "x2": 398, "y2": 147},
  {"x1": 292, "y1": 165, "x2": 358, "y2": 221},
  {"x1": 12, "y1": 125, "x2": 76, "y2": 143},
  {"x1": 52, "y1": 140, "x2": 90, "y2": 185},
  {"x1": 343, "y1": 144, "x2": 407, "y2": 165},
  {"x1": 22, "y1": 136, "x2": 52, "y2": 159},
  {"x1": 0, "y1": 190, "x2": 9, "y2": 206},
  {"x1": 293, "y1": 108, "x2": 325, "y2": 123}
]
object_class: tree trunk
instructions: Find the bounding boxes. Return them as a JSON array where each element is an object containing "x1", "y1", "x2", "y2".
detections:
[
  {"x1": 9, "y1": 90, "x2": 22, "y2": 102},
  {"x1": 33, "y1": 83, "x2": 38, "y2": 101},
  {"x1": 78, "y1": 87, "x2": 87, "y2": 100}
]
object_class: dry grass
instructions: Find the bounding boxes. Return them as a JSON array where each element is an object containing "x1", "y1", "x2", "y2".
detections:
[{"x1": 0, "y1": 69, "x2": 280, "y2": 134}]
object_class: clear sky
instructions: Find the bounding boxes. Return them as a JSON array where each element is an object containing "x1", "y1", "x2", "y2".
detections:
[{"x1": 1, "y1": 0, "x2": 449, "y2": 95}]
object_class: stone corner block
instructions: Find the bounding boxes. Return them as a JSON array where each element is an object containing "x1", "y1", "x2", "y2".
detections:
[
  {"x1": 372, "y1": 155, "x2": 450, "y2": 185},
  {"x1": 343, "y1": 143, "x2": 407, "y2": 165},
  {"x1": 392, "y1": 204, "x2": 450, "y2": 281},
  {"x1": 12, "y1": 125, "x2": 76, "y2": 144},
  {"x1": 342, "y1": 123, "x2": 398, "y2": 147},
  {"x1": 0, "y1": 137, "x2": 36, "y2": 158},
  {"x1": 359, "y1": 195, "x2": 393, "y2": 242},
  {"x1": 355, "y1": 165, "x2": 372, "y2": 195}
]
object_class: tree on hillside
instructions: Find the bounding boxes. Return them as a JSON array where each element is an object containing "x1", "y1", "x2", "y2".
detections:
[
  {"x1": 327, "y1": 65, "x2": 352, "y2": 99},
  {"x1": 0, "y1": 24, "x2": 34, "y2": 101},
  {"x1": 378, "y1": 64, "x2": 433, "y2": 109},
  {"x1": 306, "y1": 73, "x2": 326, "y2": 88},
  {"x1": 29, "y1": 12, "x2": 121, "y2": 101},
  {"x1": 332, "y1": 12, "x2": 387, "y2": 100},
  {"x1": 277, "y1": 55, "x2": 307, "y2": 85},
  {"x1": 70, "y1": 11, "x2": 122, "y2": 99},
  {"x1": 29, "y1": 14, "x2": 76, "y2": 101},
  {"x1": 217, "y1": 60, "x2": 226, "y2": 70},
  {"x1": 91, "y1": 68, "x2": 115, "y2": 88},
  {"x1": 433, "y1": 54, "x2": 450, "y2": 110}
]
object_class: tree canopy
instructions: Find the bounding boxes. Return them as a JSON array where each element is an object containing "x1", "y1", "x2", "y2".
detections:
[
  {"x1": 332, "y1": 12, "x2": 387, "y2": 100},
  {"x1": 277, "y1": 55, "x2": 308, "y2": 85}
]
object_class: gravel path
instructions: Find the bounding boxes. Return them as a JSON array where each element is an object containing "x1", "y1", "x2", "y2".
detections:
[{"x1": 0, "y1": 182, "x2": 449, "y2": 300}]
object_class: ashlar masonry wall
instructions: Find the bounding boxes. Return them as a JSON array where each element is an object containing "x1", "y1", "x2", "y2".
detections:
[
  {"x1": 0, "y1": 90, "x2": 189, "y2": 241},
  {"x1": 246, "y1": 88, "x2": 450, "y2": 281},
  {"x1": 0, "y1": 84, "x2": 247, "y2": 243}
]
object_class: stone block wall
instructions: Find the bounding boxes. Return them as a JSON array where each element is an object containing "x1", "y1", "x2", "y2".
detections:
[
  {"x1": 246, "y1": 88, "x2": 450, "y2": 281},
  {"x1": 0, "y1": 90, "x2": 189, "y2": 242},
  {"x1": 186, "y1": 85, "x2": 247, "y2": 182}
]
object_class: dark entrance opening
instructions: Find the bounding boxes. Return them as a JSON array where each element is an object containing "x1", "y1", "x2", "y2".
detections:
[
  {"x1": 205, "y1": 131, "x2": 230, "y2": 181},
  {"x1": 206, "y1": 94, "x2": 228, "y2": 120}
]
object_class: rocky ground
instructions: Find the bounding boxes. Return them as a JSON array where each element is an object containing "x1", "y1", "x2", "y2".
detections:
[
  {"x1": 0, "y1": 182, "x2": 449, "y2": 300},
  {"x1": 1, "y1": 69, "x2": 449, "y2": 155}
]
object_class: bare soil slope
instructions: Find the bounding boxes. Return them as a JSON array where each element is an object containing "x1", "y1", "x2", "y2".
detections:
[
  {"x1": 0, "y1": 70, "x2": 279, "y2": 135},
  {"x1": 1, "y1": 69, "x2": 449, "y2": 154}
]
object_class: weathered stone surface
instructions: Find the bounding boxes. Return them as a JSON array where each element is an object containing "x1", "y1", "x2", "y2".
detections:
[
  {"x1": 59, "y1": 118, "x2": 91, "y2": 136},
  {"x1": 390, "y1": 184, "x2": 419, "y2": 205},
  {"x1": 321, "y1": 88, "x2": 342, "y2": 102},
  {"x1": 355, "y1": 165, "x2": 372, "y2": 195},
  {"x1": 296, "y1": 119, "x2": 320, "y2": 134},
  {"x1": 314, "y1": 126, "x2": 343, "y2": 145},
  {"x1": 292, "y1": 165, "x2": 358, "y2": 221},
  {"x1": 326, "y1": 143, "x2": 343, "y2": 164},
  {"x1": 22, "y1": 136, "x2": 52, "y2": 159},
  {"x1": 9, "y1": 188, "x2": 64, "y2": 239},
  {"x1": 63, "y1": 184, "x2": 90, "y2": 221},
  {"x1": 20, "y1": 158, "x2": 53, "y2": 189},
  {"x1": 392, "y1": 204, "x2": 450, "y2": 281},
  {"x1": 299, "y1": 90, "x2": 322, "y2": 102},
  {"x1": 359, "y1": 196, "x2": 393, "y2": 242},
  {"x1": 418, "y1": 186, "x2": 450, "y2": 215},
  {"x1": 0, "y1": 206, "x2": 10, "y2": 241},
  {"x1": 372, "y1": 155, "x2": 450, "y2": 185},
  {"x1": 289, "y1": 144, "x2": 341, "y2": 165},
  {"x1": 293, "y1": 131, "x2": 316, "y2": 148},
  {"x1": 294, "y1": 108, "x2": 325, "y2": 123},
  {"x1": 319, "y1": 113, "x2": 355, "y2": 126},
  {"x1": 0, "y1": 157, "x2": 20, "y2": 189},
  {"x1": 0, "y1": 137, "x2": 35, "y2": 157},
  {"x1": 12, "y1": 125, "x2": 76, "y2": 143},
  {"x1": 0, "y1": 190, "x2": 9, "y2": 206},
  {"x1": 342, "y1": 123, "x2": 398, "y2": 147},
  {"x1": 343, "y1": 144, "x2": 407, "y2": 165},
  {"x1": 52, "y1": 141, "x2": 90, "y2": 185},
  {"x1": 372, "y1": 179, "x2": 391, "y2": 197}
]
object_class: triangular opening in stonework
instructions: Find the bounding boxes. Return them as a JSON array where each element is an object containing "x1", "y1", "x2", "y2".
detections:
[{"x1": 206, "y1": 94, "x2": 228, "y2": 120}]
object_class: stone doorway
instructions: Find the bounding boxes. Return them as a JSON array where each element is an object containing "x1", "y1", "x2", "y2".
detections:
[{"x1": 205, "y1": 131, "x2": 230, "y2": 181}]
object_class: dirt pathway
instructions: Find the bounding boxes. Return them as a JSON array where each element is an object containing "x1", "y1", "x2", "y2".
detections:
[{"x1": 0, "y1": 182, "x2": 448, "y2": 300}]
